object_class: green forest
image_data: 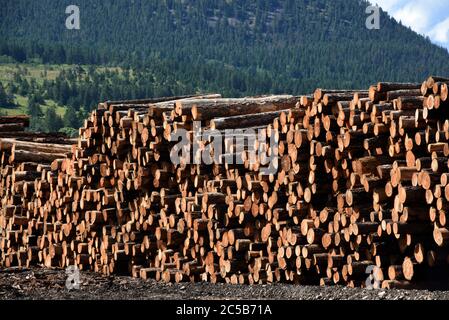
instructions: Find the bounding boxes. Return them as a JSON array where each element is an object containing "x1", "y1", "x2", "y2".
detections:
[{"x1": 1, "y1": 0, "x2": 449, "y2": 134}]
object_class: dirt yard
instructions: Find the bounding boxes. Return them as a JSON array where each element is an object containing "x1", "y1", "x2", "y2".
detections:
[{"x1": 0, "y1": 267, "x2": 448, "y2": 300}]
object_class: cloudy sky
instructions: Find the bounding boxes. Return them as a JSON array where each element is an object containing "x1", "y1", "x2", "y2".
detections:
[{"x1": 372, "y1": 0, "x2": 449, "y2": 51}]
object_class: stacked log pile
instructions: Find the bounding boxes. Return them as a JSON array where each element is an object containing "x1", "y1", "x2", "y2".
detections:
[
  {"x1": 1, "y1": 76, "x2": 449, "y2": 290},
  {"x1": 0, "y1": 116, "x2": 73, "y2": 267}
]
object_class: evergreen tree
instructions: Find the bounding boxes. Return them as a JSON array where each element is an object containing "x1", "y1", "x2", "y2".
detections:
[
  {"x1": 63, "y1": 107, "x2": 80, "y2": 128},
  {"x1": 18, "y1": 78, "x2": 30, "y2": 96},
  {"x1": 0, "y1": 83, "x2": 15, "y2": 108},
  {"x1": 27, "y1": 94, "x2": 42, "y2": 117},
  {"x1": 43, "y1": 106, "x2": 63, "y2": 132}
]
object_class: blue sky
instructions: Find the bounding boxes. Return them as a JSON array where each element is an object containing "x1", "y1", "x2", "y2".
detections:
[{"x1": 372, "y1": 0, "x2": 449, "y2": 51}]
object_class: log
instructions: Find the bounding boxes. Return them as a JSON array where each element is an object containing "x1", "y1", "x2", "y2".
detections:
[
  {"x1": 210, "y1": 110, "x2": 287, "y2": 130},
  {"x1": 0, "y1": 123, "x2": 27, "y2": 132},
  {"x1": 176, "y1": 96, "x2": 297, "y2": 120},
  {"x1": 0, "y1": 115, "x2": 30, "y2": 126},
  {"x1": 9, "y1": 150, "x2": 68, "y2": 163}
]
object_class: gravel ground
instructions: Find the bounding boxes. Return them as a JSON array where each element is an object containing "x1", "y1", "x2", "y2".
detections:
[{"x1": 0, "y1": 267, "x2": 448, "y2": 300}]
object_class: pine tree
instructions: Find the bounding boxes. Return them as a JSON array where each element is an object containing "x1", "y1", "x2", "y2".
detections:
[
  {"x1": 27, "y1": 94, "x2": 42, "y2": 117},
  {"x1": 0, "y1": 83, "x2": 15, "y2": 108},
  {"x1": 44, "y1": 107, "x2": 63, "y2": 132},
  {"x1": 63, "y1": 107, "x2": 80, "y2": 128}
]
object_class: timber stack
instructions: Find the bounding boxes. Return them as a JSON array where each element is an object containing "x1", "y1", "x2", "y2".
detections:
[
  {"x1": 0, "y1": 115, "x2": 74, "y2": 267},
  {"x1": 1, "y1": 76, "x2": 449, "y2": 290}
]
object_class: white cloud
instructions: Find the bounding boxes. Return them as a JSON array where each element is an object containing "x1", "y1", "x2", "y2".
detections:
[
  {"x1": 372, "y1": 0, "x2": 403, "y2": 12},
  {"x1": 394, "y1": 3, "x2": 430, "y2": 33},
  {"x1": 428, "y1": 17, "x2": 449, "y2": 43},
  {"x1": 372, "y1": 0, "x2": 449, "y2": 50}
]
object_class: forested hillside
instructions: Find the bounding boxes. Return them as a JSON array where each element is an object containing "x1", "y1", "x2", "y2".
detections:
[{"x1": 1, "y1": 0, "x2": 449, "y2": 133}]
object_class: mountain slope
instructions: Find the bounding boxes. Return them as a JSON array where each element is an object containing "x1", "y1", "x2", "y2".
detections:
[{"x1": 1, "y1": 0, "x2": 449, "y2": 95}]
